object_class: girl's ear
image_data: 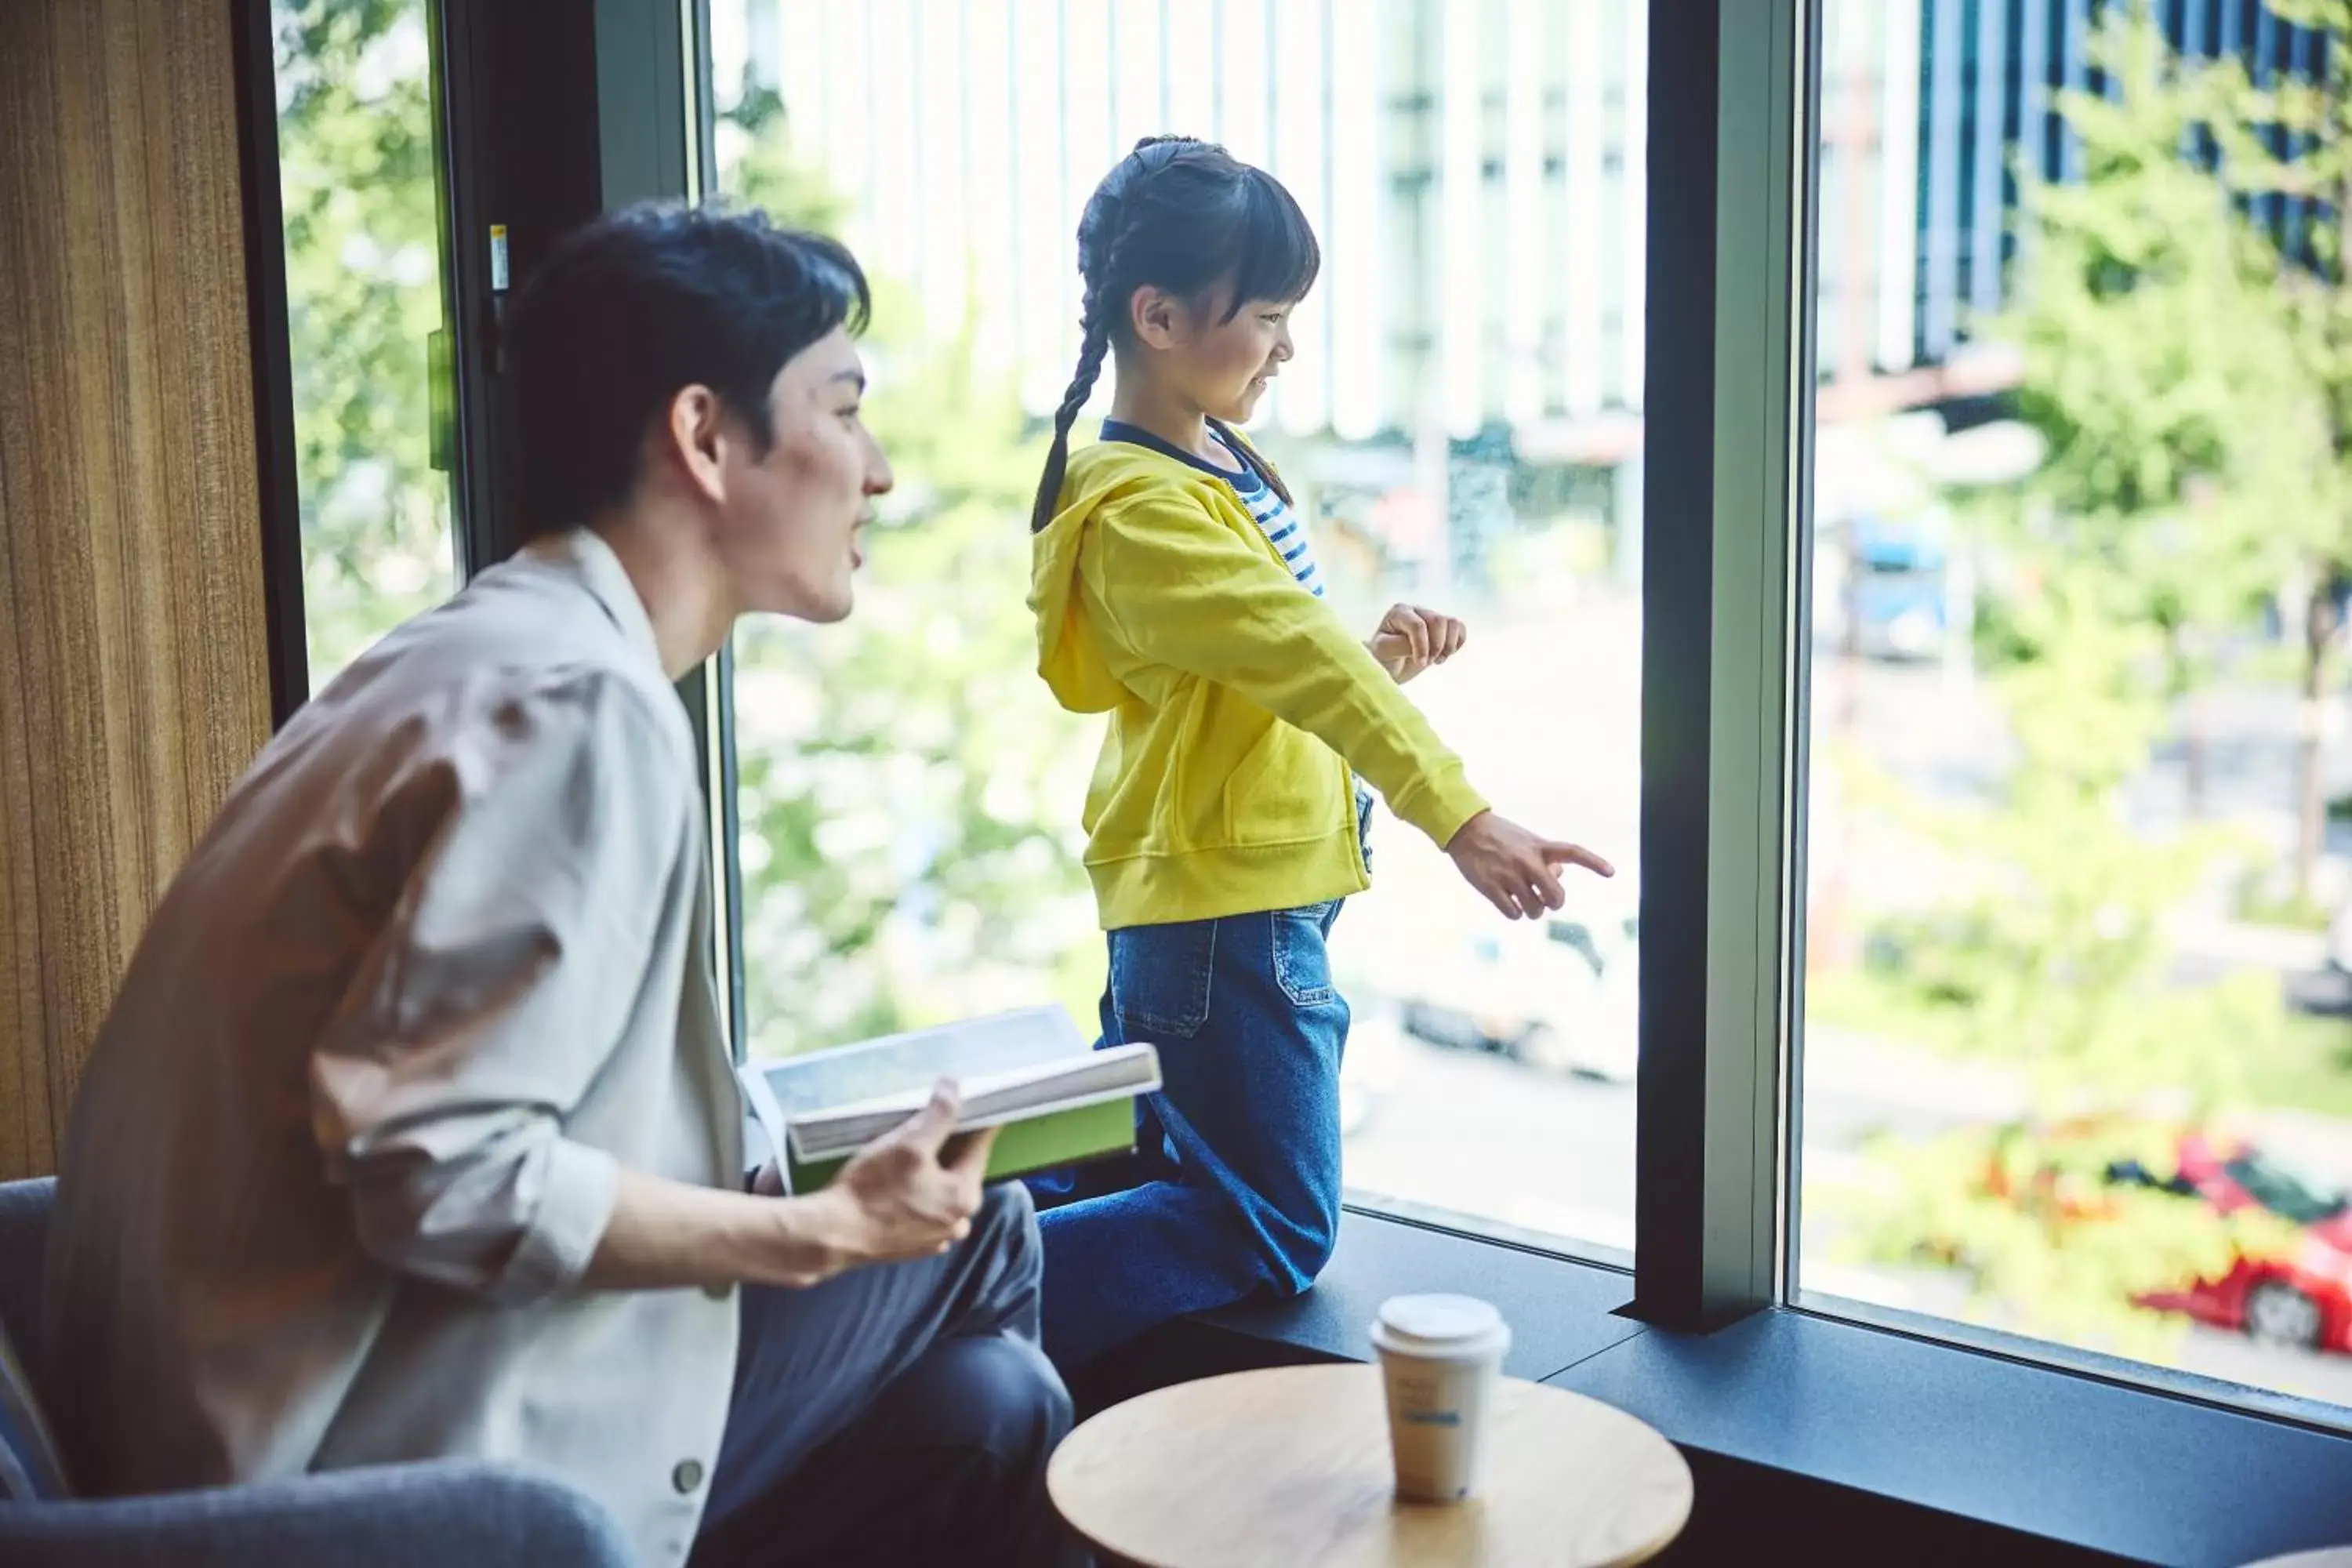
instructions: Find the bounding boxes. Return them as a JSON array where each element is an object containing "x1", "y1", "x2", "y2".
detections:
[{"x1": 1129, "y1": 285, "x2": 1185, "y2": 350}]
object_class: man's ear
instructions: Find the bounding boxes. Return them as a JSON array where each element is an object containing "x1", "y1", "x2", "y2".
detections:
[{"x1": 660, "y1": 384, "x2": 729, "y2": 505}]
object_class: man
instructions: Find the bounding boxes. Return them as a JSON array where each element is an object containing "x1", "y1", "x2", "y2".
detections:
[{"x1": 42, "y1": 205, "x2": 1078, "y2": 1568}]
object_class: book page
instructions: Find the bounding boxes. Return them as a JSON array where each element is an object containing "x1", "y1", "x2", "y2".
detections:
[
  {"x1": 756, "y1": 1005, "x2": 1088, "y2": 1122},
  {"x1": 785, "y1": 1044, "x2": 1160, "y2": 1162},
  {"x1": 811, "y1": 1045, "x2": 1155, "y2": 1127}
]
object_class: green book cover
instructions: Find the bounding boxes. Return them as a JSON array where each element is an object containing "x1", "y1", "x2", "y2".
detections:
[{"x1": 738, "y1": 1005, "x2": 1161, "y2": 1192}]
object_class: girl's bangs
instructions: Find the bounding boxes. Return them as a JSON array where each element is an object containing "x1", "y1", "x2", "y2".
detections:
[{"x1": 1229, "y1": 169, "x2": 1323, "y2": 310}]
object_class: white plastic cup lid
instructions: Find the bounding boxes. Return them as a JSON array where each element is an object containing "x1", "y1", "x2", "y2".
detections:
[{"x1": 1373, "y1": 1293, "x2": 1506, "y2": 1350}]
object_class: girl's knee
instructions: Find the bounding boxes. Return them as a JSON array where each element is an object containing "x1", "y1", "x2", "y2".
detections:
[{"x1": 1265, "y1": 1201, "x2": 1340, "y2": 1295}]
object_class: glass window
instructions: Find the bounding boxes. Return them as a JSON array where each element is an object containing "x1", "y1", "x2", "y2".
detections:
[
  {"x1": 704, "y1": 0, "x2": 1646, "y2": 1261},
  {"x1": 1796, "y1": 0, "x2": 2352, "y2": 1410},
  {"x1": 270, "y1": 0, "x2": 459, "y2": 692}
]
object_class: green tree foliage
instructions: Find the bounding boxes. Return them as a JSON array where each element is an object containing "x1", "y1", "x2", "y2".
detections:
[
  {"x1": 271, "y1": 0, "x2": 456, "y2": 688},
  {"x1": 1827, "y1": 4, "x2": 2334, "y2": 1360},
  {"x1": 2212, "y1": 0, "x2": 2352, "y2": 896},
  {"x1": 1993, "y1": 9, "x2": 2327, "y2": 783},
  {"x1": 717, "y1": 96, "x2": 1098, "y2": 1057},
  {"x1": 1834, "y1": 556, "x2": 2296, "y2": 1355}
]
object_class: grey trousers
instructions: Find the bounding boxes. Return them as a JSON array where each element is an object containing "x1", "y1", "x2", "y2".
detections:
[{"x1": 688, "y1": 1183, "x2": 1087, "y2": 1568}]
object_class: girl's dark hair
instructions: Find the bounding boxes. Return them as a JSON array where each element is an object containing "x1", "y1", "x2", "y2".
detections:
[
  {"x1": 503, "y1": 202, "x2": 870, "y2": 556},
  {"x1": 1029, "y1": 136, "x2": 1321, "y2": 533}
]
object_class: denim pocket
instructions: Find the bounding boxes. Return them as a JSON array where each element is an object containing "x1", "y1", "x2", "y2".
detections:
[
  {"x1": 1271, "y1": 902, "x2": 1341, "y2": 1007},
  {"x1": 1109, "y1": 919, "x2": 1218, "y2": 1040}
]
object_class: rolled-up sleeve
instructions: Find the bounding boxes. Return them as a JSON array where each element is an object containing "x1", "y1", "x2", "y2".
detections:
[{"x1": 309, "y1": 672, "x2": 689, "y2": 1305}]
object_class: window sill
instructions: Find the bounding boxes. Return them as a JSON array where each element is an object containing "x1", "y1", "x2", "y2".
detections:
[{"x1": 1185, "y1": 1207, "x2": 2352, "y2": 1567}]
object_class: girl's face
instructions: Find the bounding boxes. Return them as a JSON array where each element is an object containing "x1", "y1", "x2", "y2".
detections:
[{"x1": 1128, "y1": 280, "x2": 1299, "y2": 423}]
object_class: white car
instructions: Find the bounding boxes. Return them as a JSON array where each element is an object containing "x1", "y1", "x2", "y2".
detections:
[{"x1": 1396, "y1": 884, "x2": 1639, "y2": 1082}]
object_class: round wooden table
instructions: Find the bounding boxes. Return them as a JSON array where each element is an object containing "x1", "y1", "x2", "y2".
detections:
[{"x1": 1048, "y1": 1363, "x2": 1693, "y2": 1567}]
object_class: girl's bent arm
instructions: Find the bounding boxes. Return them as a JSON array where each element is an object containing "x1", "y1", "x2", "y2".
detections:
[{"x1": 1087, "y1": 494, "x2": 1490, "y2": 847}]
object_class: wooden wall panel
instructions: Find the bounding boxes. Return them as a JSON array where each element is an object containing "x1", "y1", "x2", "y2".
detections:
[{"x1": 0, "y1": 0, "x2": 274, "y2": 1180}]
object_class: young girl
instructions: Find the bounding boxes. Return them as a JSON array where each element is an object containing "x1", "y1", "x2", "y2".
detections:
[{"x1": 1027, "y1": 136, "x2": 1611, "y2": 1369}]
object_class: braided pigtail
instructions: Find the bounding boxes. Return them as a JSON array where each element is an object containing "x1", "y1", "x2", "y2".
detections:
[{"x1": 1029, "y1": 298, "x2": 1114, "y2": 535}]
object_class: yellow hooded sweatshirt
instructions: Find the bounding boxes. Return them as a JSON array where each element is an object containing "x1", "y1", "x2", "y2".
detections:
[{"x1": 1031, "y1": 434, "x2": 1490, "y2": 930}]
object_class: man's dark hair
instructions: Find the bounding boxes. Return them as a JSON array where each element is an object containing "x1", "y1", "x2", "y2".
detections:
[{"x1": 503, "y1": 202, "x2": 871, "y2": 552}]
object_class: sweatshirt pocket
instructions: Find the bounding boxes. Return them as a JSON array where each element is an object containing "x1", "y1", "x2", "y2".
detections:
[{"x1": 1221, "y1": 722, "x2": 1341, "y2": 848}]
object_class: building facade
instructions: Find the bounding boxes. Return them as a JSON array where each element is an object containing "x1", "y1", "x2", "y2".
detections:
[{"x1": 713, "y1": 0, "x2": 2325, "y2": 564}]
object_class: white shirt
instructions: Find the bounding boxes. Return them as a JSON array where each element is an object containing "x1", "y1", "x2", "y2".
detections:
[{"x1": 44, "y1": 531, "x2": 743, "y2": 1568}]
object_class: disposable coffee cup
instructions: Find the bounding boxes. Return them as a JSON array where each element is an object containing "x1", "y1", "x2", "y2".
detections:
[{"x1": 1370, "y1": 1294, "x2": 1511, "y2": 1503}]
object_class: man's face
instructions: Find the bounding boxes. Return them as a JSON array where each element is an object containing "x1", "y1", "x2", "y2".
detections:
[{"x1": 712, "y1": 326, "x2": 895, "y2": 624}]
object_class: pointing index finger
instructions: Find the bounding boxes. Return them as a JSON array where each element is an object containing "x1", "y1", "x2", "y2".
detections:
[{"x1": 1545, "y1": 844, "x2": 1616, "y2": 878}]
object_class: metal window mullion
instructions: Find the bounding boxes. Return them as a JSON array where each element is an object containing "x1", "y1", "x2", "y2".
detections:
[
  {"x1": 228, "y1": 0, "x2": 312, "y2": 725},
  {"x1": 1635, "y1": 0, "x2": 1813, "y2": 1333},
  {"x1": 590, "y1": 0, "x2": 745, "y2": 1058},
  {"x1": 681, "y1": 0, "x2": 746, "y2": 1059},
  {"x1": 594, "y1": 0, "x2": 691, "y2": 210}
]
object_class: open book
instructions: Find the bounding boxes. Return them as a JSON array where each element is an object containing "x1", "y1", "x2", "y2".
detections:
[{"x1": 737, "y1": 1005, "x2": 1163, "y2": 1192}]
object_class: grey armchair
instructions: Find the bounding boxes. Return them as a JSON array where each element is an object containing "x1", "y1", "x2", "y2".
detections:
[{"x1": 0, "y1": 1178, "x2": 634, "y2": 1567}]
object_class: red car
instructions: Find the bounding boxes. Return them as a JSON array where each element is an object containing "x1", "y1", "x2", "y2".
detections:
[{"x1": 2115, "y1": 1134, "x2": 2352, "y2": 1355}]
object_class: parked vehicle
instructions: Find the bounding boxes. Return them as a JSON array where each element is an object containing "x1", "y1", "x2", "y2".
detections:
[
  {"x1": 1842, "y1": 513, "x2": 1954, "y2": 663},
  {"x1": 2112, "y1": 1134, "x2": 2352, "y2": 1354},
  {"x1": 1396, "y1": 883, "x2": 1638, "y2": 1081},
  {"x1": 1984, "y1": 1124, "x2": 2352, "y2": 1354}
]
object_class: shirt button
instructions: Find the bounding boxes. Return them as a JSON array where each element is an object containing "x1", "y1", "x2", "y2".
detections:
[{"x1": 673, "y1": 1459, "x2": 705, "y2": 1495}]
